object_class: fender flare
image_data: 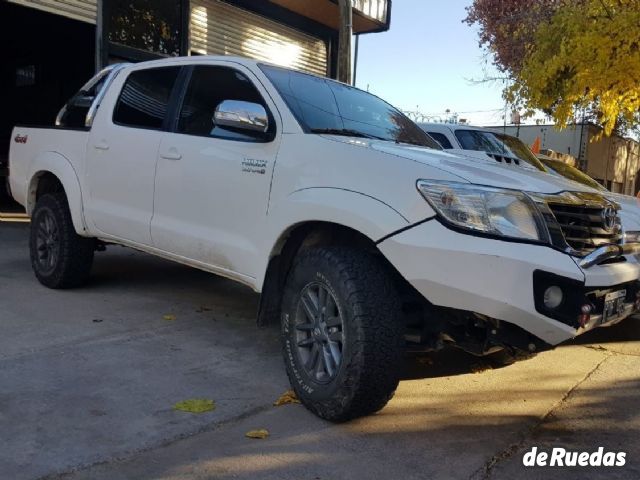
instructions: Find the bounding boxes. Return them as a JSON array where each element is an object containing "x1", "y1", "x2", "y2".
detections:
[
  {"x1": 26, "y1": 152, "x2": 87, "y2": 234},
  {"x1": 256, "y1": 187, "x2": 411, "y2": 288}
]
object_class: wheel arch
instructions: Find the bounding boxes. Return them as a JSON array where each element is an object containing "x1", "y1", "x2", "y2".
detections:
[
  {"x1": 26, "y1": 153, "x2": 87, "y2": 234},
  {"x1": 255, "y1": 188, "x2": 412, "y2": 325},
  {"x1": 257, "y1": 220, "x2": 400, "y2": 326}
]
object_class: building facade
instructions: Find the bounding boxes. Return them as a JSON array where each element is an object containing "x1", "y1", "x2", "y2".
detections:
[
  {"x1": 0, "y1": 0, "x2": 391, "y2": 173},
  {"x1": 493, "y1": 124, "x2": 640, "y2": 195}
]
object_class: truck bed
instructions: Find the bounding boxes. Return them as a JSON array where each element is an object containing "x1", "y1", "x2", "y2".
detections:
[{"x1": 8, "y1": 125, "x2": 90, "y2": 210}]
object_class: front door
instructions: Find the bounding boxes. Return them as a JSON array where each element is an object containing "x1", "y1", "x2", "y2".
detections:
[
  {"x1": 85, "y1": 66, "x2": 181, "y2": 245},
  {"x1": 151, "y1": 63, "x2": 280, "y2": 278}
]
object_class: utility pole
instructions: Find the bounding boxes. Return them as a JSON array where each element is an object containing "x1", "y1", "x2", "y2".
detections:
[
  {"x1": 95, "y1": 0, "x2": 104, "y2": 72},
  {"x1": 352, "y1": 34, "x2": 359, "y2": 86},
  {"x1": 337, "y1": 0, "x2": 352, "y2": 84}
]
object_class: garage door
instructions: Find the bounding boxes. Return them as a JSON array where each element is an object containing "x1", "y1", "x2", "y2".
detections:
[
  {"x1": 190, "y1": 0, "x2": 328, "y2": 76},
  {"x1": 7, "y1": 0, "x2": 96, "y2": 23}
]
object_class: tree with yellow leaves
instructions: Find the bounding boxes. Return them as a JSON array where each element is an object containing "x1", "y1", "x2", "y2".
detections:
[{"x1": 467, "y1": 0, "x2": 640, "y2": 136}]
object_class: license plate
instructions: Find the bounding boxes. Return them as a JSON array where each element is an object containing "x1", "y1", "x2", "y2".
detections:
[{"x1": 602, "y1": 289, "x2": 626, "y2": 324}]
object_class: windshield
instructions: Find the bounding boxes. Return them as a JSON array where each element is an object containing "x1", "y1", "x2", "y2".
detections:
[
  {"x1": 454, "y1": 129, "x2": 546, "y2": 171},
  {"x1": 539, "y1": 157, "x2": 607, "y2": 191},
  {"x1": 260, "y1": 65, "x2": 441, "y2": 148}
]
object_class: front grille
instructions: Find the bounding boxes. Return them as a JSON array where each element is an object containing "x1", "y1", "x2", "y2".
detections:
[{"x1": 547, "y1": 202, "x2": 622, "y2": 254}]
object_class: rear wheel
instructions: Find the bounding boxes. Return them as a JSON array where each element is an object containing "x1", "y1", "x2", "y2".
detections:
[
  {"x1": 30, "y1": 192, "x2": 94, "y2": 288},
  {"x1": 281, "y1": 246, "x2": 403, "y2": 421}
]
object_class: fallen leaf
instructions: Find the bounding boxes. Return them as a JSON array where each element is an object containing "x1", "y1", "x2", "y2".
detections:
[
  {"x1": 173, "y1": 398, "x2": 215, "y2": 414},
  {"x1": 163, "y1": 314, "x2": 177, "y2": 321},
  {"x1": 273, "y1": 390, "x2": 300, "y2": 406},
  {"x1": 245, "y1": 429, "x2": 269, "y2": 439}
]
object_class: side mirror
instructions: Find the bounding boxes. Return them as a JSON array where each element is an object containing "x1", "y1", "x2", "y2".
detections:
[{"x1": 214, "y1": 100, "x2": 269, "y2": 133}]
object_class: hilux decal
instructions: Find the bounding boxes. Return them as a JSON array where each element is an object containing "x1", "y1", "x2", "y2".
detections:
[{"x1": 242, "y1": 158, "x2": 267, "y2": 175}]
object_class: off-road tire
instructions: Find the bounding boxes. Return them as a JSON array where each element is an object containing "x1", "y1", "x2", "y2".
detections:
[
  {"x1": 281, "y1": 246, "x2": 403, "y2": 422},
  {"x1": 30, "y1": 192, "x2": 94, "y2": 288}
]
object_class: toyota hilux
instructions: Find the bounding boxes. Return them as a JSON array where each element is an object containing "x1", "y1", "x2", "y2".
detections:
[{"x1": 8, "y1": 57, "x2": 640, "y2": 421}]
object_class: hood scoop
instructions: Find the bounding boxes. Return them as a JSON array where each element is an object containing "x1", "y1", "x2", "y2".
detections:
[{"x1": 486, "y1": 153, "x2": 521, "y2": 167}]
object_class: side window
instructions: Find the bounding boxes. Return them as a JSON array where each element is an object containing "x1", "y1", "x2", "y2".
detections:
[
  {"x1": 177, "y1": 66, "x2": 270, "y2": 141},
  {"x1": 113, "y1": 67, "x2": 180, "y2": 130},
  {"x1": 427, "y1": 132, "x2": 453, "y2": 149}
]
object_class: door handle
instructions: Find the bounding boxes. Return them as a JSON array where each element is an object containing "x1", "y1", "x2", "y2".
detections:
[
  {"x1": 94, "y1": 141, "x2": 110, "y2": 151},
  {"x1": 160, "y1": 148, "x2": 182, "y2": 161}
]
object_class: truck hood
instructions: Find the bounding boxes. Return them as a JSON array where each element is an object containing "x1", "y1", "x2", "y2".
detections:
[{"x1": 355, "y1": 138, "x2": 603, "y2": 195}]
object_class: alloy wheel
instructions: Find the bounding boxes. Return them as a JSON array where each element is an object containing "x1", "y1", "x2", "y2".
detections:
[
  {"x1": 294, "y1": 283, "x2": 345, "y2": 384},
  {"x1": 35, "y1": 210, "x2": 60, "y2": 274}
]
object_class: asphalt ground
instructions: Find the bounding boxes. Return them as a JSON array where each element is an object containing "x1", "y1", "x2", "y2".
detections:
[{"x1": 1, "y1": 221, "x2": 639, "y2": 480}]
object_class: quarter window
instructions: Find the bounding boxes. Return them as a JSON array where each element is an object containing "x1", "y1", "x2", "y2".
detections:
[
  {"x1": 113, "y1": 67, "x2": 180, "y2": 130},
  {"x1": 177, "y1": 66, "x2": 270, "y2": 141}
]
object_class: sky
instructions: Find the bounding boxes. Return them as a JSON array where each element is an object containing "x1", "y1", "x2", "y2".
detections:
[{"x1": 354, "y1": 0, "x2": 513, "y2": 127}]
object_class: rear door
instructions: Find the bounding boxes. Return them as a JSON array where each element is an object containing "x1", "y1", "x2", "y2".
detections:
[
  {"x1": 151, "y1": 62, "x2": 280, "y2": 278},
  {"x1": 84, "y1": 66, "x2": 181, "y2": 245}
]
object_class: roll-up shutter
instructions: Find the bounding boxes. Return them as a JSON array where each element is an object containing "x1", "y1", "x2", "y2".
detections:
[
  {"x1": 7, "y1": 0, "x2": 96, "y2": 23},
  {"x1": 190, "y1": 0, "x2": 328, "y2": 76}
]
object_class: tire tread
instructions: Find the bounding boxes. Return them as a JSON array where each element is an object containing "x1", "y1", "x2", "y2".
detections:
[{"x1": 283, "y1": 246, "x2": 403, "y2": 422}]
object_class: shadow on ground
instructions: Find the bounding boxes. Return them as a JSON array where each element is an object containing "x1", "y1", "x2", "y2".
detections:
[{"x1": 2, "y1": 223, "x2": 639, "y2": 480}]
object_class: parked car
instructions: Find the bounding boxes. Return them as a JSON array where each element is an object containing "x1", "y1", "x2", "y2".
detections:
[
  {"x1": 419, "y1": 123, "x2": 640, "y2": 241},
  {"x1": 9, "y1": 57, "x2": 640, "y2": 421},
  {"x1": 419, "y1": 122, "x2": 548, "y2": 172},
  {"x1": 537, "y1": 154, "x2": 640, "y2": 245}
]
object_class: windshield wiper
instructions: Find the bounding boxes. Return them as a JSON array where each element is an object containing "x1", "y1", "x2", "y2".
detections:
[{"x1": 310, "y1": 128, "x2": 385, "y2": 141}]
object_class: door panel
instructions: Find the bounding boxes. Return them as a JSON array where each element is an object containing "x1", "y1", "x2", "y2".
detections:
[
  {"x1": 86, "y1": 126, "x2": 164, "y2": 244},
  {"x1": 152, "y1": 134, "x2": 278, "y2": 276}
]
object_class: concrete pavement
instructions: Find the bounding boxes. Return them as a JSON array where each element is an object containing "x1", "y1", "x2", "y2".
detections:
[{"x1": 1, "y1": 222, "x2": 639, "y2": 480}]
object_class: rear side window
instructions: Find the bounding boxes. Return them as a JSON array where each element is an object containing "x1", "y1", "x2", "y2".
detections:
[
  {"x1": 427, "y1": 132, "x2": 453, "y2": 149},
  {"x1": 113, "y1": 67, "x2": 180, "y2": 130},
  {"x1": 57, "y1": 67, "x2": 113, "y2": 128}
]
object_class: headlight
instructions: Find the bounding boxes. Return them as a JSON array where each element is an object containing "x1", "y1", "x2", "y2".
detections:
[{"x1": 417, "y1": 180, "x2": 546, "y2": 241}]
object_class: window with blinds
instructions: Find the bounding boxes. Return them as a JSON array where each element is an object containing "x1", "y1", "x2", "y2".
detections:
[
  {"x1": 7, "y1": 0, "x2": 96, "y2": 23},
  {"x1": 190, "y1": 0, "x2": 328, "y2": 77}
]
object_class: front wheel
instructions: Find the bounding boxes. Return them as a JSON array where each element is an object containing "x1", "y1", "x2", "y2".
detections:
[
  {"x1": 30, "y1": 192, "x2": 95, "y2": 288},
  {"x1": 281, "y1": 247, "x2": 403, "y2": 421}
]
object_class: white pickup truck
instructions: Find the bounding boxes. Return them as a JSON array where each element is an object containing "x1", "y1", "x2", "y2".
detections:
[{"x1": 9, "y1": 57, "x2": 640, "y2": 421}]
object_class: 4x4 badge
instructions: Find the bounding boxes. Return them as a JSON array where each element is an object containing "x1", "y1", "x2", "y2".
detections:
[{"x1": 14, "y1": 134, "x2": 28, "y2": 144}]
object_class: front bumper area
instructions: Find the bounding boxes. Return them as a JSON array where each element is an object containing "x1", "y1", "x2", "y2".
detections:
[{"x1": 378, "y1": 220, "x2": 640, "y2": 346}]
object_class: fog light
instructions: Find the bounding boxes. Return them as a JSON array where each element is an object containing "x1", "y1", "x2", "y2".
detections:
[{"x1": 543, "y1": 286, "x2": 563, "y2": 309}]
